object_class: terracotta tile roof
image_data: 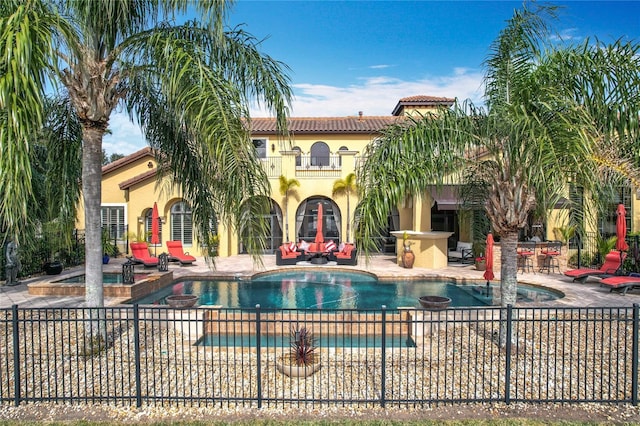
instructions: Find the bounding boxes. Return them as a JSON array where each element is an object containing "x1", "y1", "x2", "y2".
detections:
[
  {"x1": 118, "y1": 168, "x2": 157, "y2": 190},
  {"x1": 102, "y1": 146, "x2": 153, "y2": 175},
  {"x1": 250, "y1": 116, "x2": 401, "y2": 134},
  {"x1": 391, "y1": 95, "x2": 456, "y2": 116}
]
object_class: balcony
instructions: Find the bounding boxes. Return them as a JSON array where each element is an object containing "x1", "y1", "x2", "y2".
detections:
[{"x1": 295, "y1": 155, "x2": 342, "y2": 178}]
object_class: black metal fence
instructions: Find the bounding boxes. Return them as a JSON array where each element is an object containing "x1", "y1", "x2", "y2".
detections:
[
  {"x1": 569, "y1": 233, "x2": 640, "y2": 273},
  {"x1": 0, "y1": 304, "x2": 638, "y2": 408}
]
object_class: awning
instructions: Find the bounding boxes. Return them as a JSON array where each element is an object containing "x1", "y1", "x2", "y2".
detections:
[{"x1": 428, "y1": 185, "x2": 462, "y2": 210}]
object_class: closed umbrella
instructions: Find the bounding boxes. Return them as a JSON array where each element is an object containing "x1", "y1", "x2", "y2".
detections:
[
  {"x1": 616, "y1": 204, "x2": 628, "y2": 271},
  {"x1": 483, "y1": 233, "x2": 495, "y2": 282},
  {"x1": 315, "y1": 202, "x2": 324, "y2": 244},
  {"x1": 616, "y1": 204, "x2": 629, "y2": 251},
  {"x1": 151, "y1": 202, "x2": 160, "y2": 255}
]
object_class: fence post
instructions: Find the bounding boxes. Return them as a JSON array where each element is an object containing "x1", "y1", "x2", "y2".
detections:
[
  {"x1": 133, "y1": 304, "x2": 142, "y2": 408},
  {"x1": 256, "y1": 304, "x2": 262, "y2": 408},
  {"x1": 380, "y1": 305, "x2": 386, "y2": 408},
  {"x1": 504, "y1": 304, "x2": 513, "y2": 405},
  {"x1": 11, "y1": 305, "x2": 20, "y2": 406},
  {"x1": 632, "y1": 304, "x2": 639, "y2": 406}
]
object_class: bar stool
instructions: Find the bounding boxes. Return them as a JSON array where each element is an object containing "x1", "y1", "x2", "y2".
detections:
[
  {"x1": 539, "y1": 241, "x2": 562, "y2": 274},
  {"x1": 517, "y1": 241, "x2": 536, "y2": 273}
]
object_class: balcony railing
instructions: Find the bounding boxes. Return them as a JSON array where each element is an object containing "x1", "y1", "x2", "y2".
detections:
[
  {"x1": 259, "y1": 158, "x2": 282, "y2": 178},
  {"x1": 296, "y1": 155, "x2": 342, "y2": 178}
]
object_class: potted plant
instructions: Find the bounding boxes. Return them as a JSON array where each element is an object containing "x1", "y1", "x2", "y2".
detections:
[
  {"x1": 276, "y1": 325, "x2": 321, "y2": 378},
  {"x1": 102, "y1": 229, "x2": 119, "y2": 264},
  {"x1": 472, "y1": 240, "x2": 486, "y2": 271},
  {"x1": 42, "y1": 220, "x2": 65, "y2": 275},
  {"x1": 401, "y1": 231, "x2": 415, "y2": 269}
]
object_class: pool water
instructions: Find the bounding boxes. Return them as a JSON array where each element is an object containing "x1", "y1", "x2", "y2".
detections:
[
  {"x1": 55, "y1": 272, "x2": 150, "y2": 285},
  {"x1": 129, "y1": 270, "x2": 561, "y2": 309},
  {"x1": 198, "y1": 333, "x2": 416, "y2": 348}
]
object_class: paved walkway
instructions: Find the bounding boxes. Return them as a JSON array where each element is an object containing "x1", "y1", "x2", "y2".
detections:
[{"x1": 1, "y1": 254, "x2": 639, "y2": 309}]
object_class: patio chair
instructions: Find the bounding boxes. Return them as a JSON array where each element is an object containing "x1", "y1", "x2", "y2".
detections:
[
  {"x1": 166, "y1": 240, "x2": 197, "y2": 265},
  {"x1": 128, "y1": 242, "x2": 159, "y2": 267},
  {"x1": 600, "y1": 273, "x2": 640, "y2": 295},
  {"x1": 329, "y1": 243, "x2": 357, "y2": 265},
  {"x1": 564, "y1": 251, "x2": 625, "y2": 283},
  {"x1": 276, "y1": 243, "x2": 304, "y2": 265},
  {"x1": 448, "y1": 241, "x2": 473, "y2": 263}
]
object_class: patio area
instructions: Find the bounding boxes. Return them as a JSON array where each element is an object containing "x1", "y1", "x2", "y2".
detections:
[{"x1": 1, "y1": 253, "x2": 639, "y2": 309}]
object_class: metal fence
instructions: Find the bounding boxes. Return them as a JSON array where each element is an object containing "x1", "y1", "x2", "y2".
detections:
[{"x1": 0, "y1": 304, "x2": 638, "y2": 408}]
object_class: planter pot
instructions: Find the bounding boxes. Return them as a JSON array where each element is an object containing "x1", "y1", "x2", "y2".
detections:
[
  {"x1": 419, "y1": 295, "x2": 452, "y2": 311},
  {"x1": 43, "y1": 261, "x2": 63, "y2": 275},
  {"x1": 402, "y1": 249, "x2": 415, "y2": 269},
  {"x1": 475, "y1": 261, "x2": 486, "y2": 271},
  {"x1": 102, "y1": 255, "x2": 110, "y2": 264},
  {"x1": 165, "y1": 295, "x2": 198, "y2": 308},
  {"x1": 276, "y1": 357, "x2": 321, "y2": 378}
]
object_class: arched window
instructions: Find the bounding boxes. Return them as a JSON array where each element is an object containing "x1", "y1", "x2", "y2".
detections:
[
  {"x1": 310, "y1": 141, "x2": 330, "y2": 167},
  {"x1": 171, "y1": 201, "x2": 193, "y2": 245},
  {"x1": 292, "y1": 146, "x2": 302, "y2": 167},
  {"x1": 338, "y1": 146, "x2": 349, "y2": 166},
  {"x1": 145, "y1": 209, "x2": 162, "y2": 245}
]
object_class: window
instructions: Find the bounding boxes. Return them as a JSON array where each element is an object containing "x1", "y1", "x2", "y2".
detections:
[
  {"x1": 599, "y1": 187, "x2": 631, "y2": 239},
  {"x1": 171, "y1": 201, "x2": 193, "y2": 245},
  {"x1": 292, "y1": 146, "x2": 302, "y2": 167},
  {"x1": 310, "y1": 141, "x2": 330, "y2": 167},
  {"x1": 101, "y1": 205, "x2": 126, "y2": 240},
  {"x1": 252, "y1": 138, "x2": 267, "y2": 159},
  {"x1": 338, "y1": 146, "x2": 349, "y2": 166},
  {"x1": 145, "y1": 209, "x2": 162, "y2": 245}
]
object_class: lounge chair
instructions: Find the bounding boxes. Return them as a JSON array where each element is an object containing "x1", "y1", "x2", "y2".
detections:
[
  {"x1": 276, "y1": 243, "x2": 304, "y2": 265},
  {"x1": 166, "y1": 240, "x2": 196, "y2": 265},
  {"x1": 600, "y1": 273, "x2": 640, "y2": 295},
  {"x1": 129, "y1": 242, "x2": 159, "y2": 267},
  {"x1": 564, "y1": 251, "x2": 626, "y2": 283}
]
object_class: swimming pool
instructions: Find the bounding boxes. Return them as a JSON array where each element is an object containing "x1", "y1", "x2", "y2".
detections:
[{"x1": 129, "y1": 270, "x2": 562, "y2": 309}]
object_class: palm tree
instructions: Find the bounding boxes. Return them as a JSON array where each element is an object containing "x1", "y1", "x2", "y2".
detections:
[
  {"x1": 355, "y1": 4, "x2": 640, "y2": 343},
  {"x1": 332, "y1": 173, "x2": 357, "y2": 242},
  {"x1": 278, "y1": 175, "x2": 300, "y2": 242},
  {"x1": 0, "y1": 1, "x2": 291, "y2": 309}
]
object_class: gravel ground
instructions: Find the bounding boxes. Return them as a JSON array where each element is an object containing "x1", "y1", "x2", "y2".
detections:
[
  {"x1": 2, "y1": 308, "x2": 639, "y2": 423},
  {"x1": 0, "y1": 401, "x2": 640, "y2": 423}
]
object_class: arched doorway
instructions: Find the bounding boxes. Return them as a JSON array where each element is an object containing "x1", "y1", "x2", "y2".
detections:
[{"x1": 295, "y1": 197, "x2": 341, "y2": 242}]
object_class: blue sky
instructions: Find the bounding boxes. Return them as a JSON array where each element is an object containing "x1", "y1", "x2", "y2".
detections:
[{"x1": 104, "y1": 1, "x2": 640, "y2": 155}]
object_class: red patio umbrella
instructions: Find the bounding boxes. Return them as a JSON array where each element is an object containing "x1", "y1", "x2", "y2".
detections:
[
  {"x1": 484, "y1": 233, "x2": 495, "y2": 282},
  {"x1": 151, "y1": 202, "x2": 160, "y2": 255},
  {"x1": 315, "y1": 202, "x2": 324, "y2": 244},
  {"x1": 616, "y1": 204, "x2": 629, "y2": 252}
]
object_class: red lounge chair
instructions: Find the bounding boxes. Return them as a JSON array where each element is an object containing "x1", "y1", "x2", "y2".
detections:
[
  {"x1": 600, "y1": 274, "x2": 640, "y2": 295},
  {"x1": 564, "y1": 251, "x2": 626, "y2": 283},
  {"x1": 129, "y1": 242, "x2": 159, "y2": 267},
  {"x1": 166, "y1": 241, "x2": 197, "y2": 265},
  {"x1": 276, "y1": 243, "x2": 303, "y2": 265}
]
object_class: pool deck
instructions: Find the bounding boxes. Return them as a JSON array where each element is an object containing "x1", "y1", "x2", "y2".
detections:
[{"x1": 1, "y1": 254, "x2": 639, "y2": 309}]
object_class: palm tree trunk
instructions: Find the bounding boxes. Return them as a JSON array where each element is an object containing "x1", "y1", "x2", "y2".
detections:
[
  {"x1": 284, "y1": 191, "x2": 290, "y2": 242},
  {"x1": 345, "y1": 193, "x2": 350, "y2": 242},
  {"x1": 83, "y1": 126, "x2": 105, "y2": 308},
  {"x1": 499, "y1": 231, "x2": 519, "y2": 346}
]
